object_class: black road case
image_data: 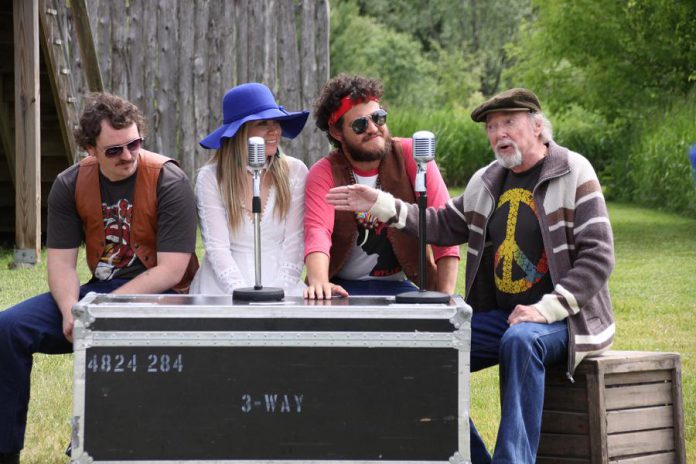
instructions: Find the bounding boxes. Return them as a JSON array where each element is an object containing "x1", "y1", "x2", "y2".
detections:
[{"x1": 71, "y1": 294, "x2": 472, "y2": 464}]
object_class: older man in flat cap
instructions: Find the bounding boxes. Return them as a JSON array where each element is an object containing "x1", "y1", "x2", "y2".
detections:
[{"x1": 325, "y1": 88, "x2": 616, "y2": 463}]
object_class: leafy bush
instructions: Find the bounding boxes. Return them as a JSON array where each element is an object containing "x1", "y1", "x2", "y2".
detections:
[
  {"x1": 508, "y1": 0, "x2": 696, "y2": 122},
  {"x1": 389, "y1": 107, "x2": 492, "y2": 187},
  {"x1": 330, "y1": 1, "x2": 485, "y2": 111},
  {"x1": 621, "y1": 91, "x2": 696, "y2": 217},
  {"x1": 331, "y1": 1, "x2": 439, "y2": 108},
  {"x1": 551, "y1": 105, "x2": 622, "y2": 181},
  {"x1": 390, "y1": 105, "x2": 622, "y2": 190}
]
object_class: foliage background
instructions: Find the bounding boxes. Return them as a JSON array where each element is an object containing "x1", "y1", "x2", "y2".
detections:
[
  {"x1": 330, "y1": 0, "x2": 696, "y2": 217},
  {"x1": 327, "y1": 2, "x2": 696, "y2": 457},
  {"x1": 2, "y1": 1, "x2": 695, "y2": 461}
]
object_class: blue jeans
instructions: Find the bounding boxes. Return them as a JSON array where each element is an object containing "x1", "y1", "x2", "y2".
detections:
[
  {"x1": 0, "y1": 279, "x2": 129, "y2": 453},
  {"x1": 330, "y1": 277, "x2": 419, "y2": 296},
  {"x1": 469, "y1": 309, "x2": 568, "y2": 464}
]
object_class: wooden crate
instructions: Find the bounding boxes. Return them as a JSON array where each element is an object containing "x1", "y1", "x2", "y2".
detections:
[{"x1": 537, "y1": 351, "x2": 686, "y2": 464}]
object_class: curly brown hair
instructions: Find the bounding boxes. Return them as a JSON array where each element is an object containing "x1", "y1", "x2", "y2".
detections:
[
  {"x1": 313, "y1": 74, "x2": 384, "y2": 147},
  {"x1": 74, "y1": 92, "x2": 147, "y2": 149}
]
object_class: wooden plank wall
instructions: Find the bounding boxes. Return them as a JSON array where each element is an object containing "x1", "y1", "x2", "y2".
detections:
[
  {"x1": 13, "y1": 0, "x2": 41, "y2": 262},
  {"x1": 80, "y1": 0, "x2": 330, "y2": 181}
]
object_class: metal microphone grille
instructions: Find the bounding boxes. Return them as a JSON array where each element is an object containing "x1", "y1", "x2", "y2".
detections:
[
  {"x1": 412, "y1": 130, "x2": 435, "y2": 163},
  {"x1": 248, "y1": 136, "x2": 266, "y2": 169}
]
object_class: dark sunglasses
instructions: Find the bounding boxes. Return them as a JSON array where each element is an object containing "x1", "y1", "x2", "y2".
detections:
[
  {"x1": 350, "y1": 109, "x2": 387, "y2": 135},
  {"x1": 102, "y1": 137, "x2": 143, "y2": 158}
]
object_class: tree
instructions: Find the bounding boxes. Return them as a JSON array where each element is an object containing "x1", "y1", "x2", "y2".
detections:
[
  {"x1": 507, "y1": 0, "x2": 696, "y2": 120},
  {"x1": 352, "y1": 0, "x2": 533, "y2": 97},
  {"x1": 330, "y1": 1, "x2": 439, "y2": 107}
]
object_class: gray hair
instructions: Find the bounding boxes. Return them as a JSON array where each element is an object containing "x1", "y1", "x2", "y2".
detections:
[{"x1": 530, "y1": 111, "x2": 553, "y2": 143}]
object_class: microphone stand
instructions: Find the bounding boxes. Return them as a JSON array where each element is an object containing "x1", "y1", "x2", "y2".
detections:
[
  {"x1": 395, "y1": 162, "x2": 450, "y2": 304},
  {"x1": 233, "y1": 167, "x2": 284, "y2": 302}
]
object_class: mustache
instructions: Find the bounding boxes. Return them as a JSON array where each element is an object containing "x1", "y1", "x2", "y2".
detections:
[
  {"x1": 361, "y1": 125, "x2": 386, "y2": 141},
  {"x1": 494, "y1": 142, "x2": 523, "y2": 169},
  {"x1": 495, "y1": 140, "x2": 517, "y2": 150}
]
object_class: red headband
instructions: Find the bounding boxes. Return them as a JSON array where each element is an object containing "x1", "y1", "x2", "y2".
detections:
[{"x1": 328, "y1": 95, "x2": 379, "y2": 127}]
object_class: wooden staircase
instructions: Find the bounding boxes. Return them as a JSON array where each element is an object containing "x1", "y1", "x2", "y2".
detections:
[{"x1": 0, "y1": 0, "x2": 101, "y2": 259}]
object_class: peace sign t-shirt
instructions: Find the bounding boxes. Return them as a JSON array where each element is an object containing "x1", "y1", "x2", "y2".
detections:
[{"x1": 488, "y1": 158, "x2": 553, "y2": 313}]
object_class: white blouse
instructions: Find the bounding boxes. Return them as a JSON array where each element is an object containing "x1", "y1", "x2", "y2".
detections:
[{"x1": 190, "y1": 155, "x2": 307, "y2": 296}]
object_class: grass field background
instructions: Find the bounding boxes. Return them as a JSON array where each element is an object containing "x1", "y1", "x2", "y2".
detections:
[{"x1": 0, "y1": 202, "x2": 693, "y2": 462}]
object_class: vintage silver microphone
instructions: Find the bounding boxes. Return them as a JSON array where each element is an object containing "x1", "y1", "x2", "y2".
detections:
[
  {"x1": 248, "y1": 136, "x2": 265, "y2": 287},
  {"x1": 413, "y1": 130, "x2": 435, "y2": 193},
  {"x1": 232, "y1": 137, "x2": 284, "y2": 301},
  {"x1": 395, "y1": 131, "x2": 450, "y2": 304}
]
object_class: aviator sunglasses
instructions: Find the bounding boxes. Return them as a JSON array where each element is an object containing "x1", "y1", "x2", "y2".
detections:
[
  {"x1": 350, "y1": 109, "x2": 388, "y2": 135},
  {"x1": 101, "y1": 137, "x2": 143, "y2": 158}
]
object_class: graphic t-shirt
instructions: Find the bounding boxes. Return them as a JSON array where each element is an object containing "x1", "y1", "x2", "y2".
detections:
[
  {"x1": 487, "y1": 159, "x2": 553, "y2": 312},
  {"x1": 47, "y1": 160, "x2": 197, "y2": 281},
  {"x1": 334, "y1": 169, "x2": 406, "y2": 281},
  {"x1": 92, "y1": 172, "x2": 145, "y2": 280}
]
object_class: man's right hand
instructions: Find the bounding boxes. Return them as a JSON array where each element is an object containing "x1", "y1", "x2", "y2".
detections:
[
  {"x1": 326, "y1": 184, "x2": 379, "y2": 212},
  {"x1": 303, "y1": 281, "x2": 348, "y2": 300},
  {"x1": 303, "y1": 252, "x2": 350, "y2": 299},
  {"x1": 62, "y1": 312, "x2": 74, "y2": 342},
  {"x1": 47, "y1": 247, "x2": 80, "y2": 344}
]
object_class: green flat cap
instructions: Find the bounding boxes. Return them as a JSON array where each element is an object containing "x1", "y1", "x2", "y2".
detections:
[{"x1": 471, "y1": 88, "x2": 541, "y2": 122}]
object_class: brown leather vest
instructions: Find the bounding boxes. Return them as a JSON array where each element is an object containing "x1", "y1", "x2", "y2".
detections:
[
  {"x1": 74, "y1": 150, "x2": 198, "y2": 293},
  {"x1": 327, "y1": 138, "x2": 437, "y2": 290}
]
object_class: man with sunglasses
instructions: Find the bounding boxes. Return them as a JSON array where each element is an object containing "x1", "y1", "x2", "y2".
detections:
[
  {"x1": 303, "y1": 74, "x2": 459, "y2": 299},
  {"x1": 0, "y1": 92, "x2": 197, "y2": 464}
]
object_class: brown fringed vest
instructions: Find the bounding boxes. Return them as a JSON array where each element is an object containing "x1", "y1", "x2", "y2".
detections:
[
  {"x1": 327, "y1": 138, "x2": 438, "y2": 290},
  {"x1": 74, "y1": 150, "x2": 198, "y2": 293}
]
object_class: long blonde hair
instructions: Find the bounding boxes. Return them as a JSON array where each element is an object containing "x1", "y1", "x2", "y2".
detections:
[{"x1": 209, "y1": 123, "x2": 291, "y2": 231}]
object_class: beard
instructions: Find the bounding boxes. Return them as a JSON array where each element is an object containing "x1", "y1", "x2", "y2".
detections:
[
  {"x1": 342, "y1": 130, "x2": 392, "y2": 163},
  {"x1": 494, "y1": 141, "x2": 523, "y2": 169}
]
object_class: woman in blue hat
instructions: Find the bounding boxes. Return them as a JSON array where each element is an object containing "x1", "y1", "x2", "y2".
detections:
[{"x1": 190, "y1": 83, "x2": 309, "y2": 295}]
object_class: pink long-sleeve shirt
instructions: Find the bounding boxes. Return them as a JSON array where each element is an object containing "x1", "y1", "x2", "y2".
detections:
[{"x1": 304, "y1": 138, "x2": 461, "y2": 263}]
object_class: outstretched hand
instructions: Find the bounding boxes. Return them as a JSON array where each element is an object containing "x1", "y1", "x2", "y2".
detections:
[{"x1": 326, "y1": 184, "x2": 379, "y2": 212}]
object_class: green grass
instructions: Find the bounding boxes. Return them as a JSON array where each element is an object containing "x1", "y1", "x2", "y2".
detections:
[{"x1": 0, "y1": 202, "x2": 694, "y2": 462}]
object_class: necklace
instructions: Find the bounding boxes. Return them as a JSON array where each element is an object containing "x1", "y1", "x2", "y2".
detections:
[{"x1": 348, "y1": 168, "x2": 382, "y2": 230}]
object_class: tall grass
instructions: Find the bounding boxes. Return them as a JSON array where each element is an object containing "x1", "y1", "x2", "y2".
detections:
[
  {"x1": 622, "y1": 90, "x2": 696, "y2": 217},
  {"x1": 389, "y1": 105, "x2": 627, "y2": 196},
  {"x1": 391, "y1": 94, "x2": 696, "y2": 221},
  {"x1": 551, "y1": 104, "x2": 623, "y2": 180},
  {"x1": 389, "y1": 106, "x2": 491, "y2": 186},
  {"x1": 0, "y1": 203, "x2": 694, "y2": 462}
]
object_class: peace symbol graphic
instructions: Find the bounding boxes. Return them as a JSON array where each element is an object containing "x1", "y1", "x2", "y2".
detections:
[{"x1": 494, "y1": 188, "x2": 548, "y2": 294}]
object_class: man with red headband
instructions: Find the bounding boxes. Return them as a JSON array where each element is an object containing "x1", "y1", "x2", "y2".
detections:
[{"x1": 303, "y1": 74, "x2": 459, "y2": 299}]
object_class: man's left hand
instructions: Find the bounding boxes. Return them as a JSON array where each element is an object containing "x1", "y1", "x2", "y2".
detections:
[{"x1": 508, "y1": 304, "x2": 548, "y2": 325}]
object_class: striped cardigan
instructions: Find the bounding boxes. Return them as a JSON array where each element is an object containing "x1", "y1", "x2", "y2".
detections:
[{"x1": 372, "y1": 141, "x2": 615, "y2": 376}]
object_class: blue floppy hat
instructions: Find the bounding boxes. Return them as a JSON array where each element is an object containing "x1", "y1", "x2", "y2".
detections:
[{"x1": 200, "y1": 83, "x2": 309, "y2": 149}]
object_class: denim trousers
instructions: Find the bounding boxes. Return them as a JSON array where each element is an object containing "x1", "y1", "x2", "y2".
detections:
[
  {"x1": 469, "y1": 309, "x2": 568, "y2": 464},
  {"x1": 0, "y1": 279, "x2": 129, "y2": 453},
  {"x1": 330, "y1": 277, "x2": 419, "y2": 296}
]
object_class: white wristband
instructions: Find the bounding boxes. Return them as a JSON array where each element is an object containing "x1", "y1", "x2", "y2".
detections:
[{"x1": 369, "y1": 190, "x2": 397, "y2": 222}]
